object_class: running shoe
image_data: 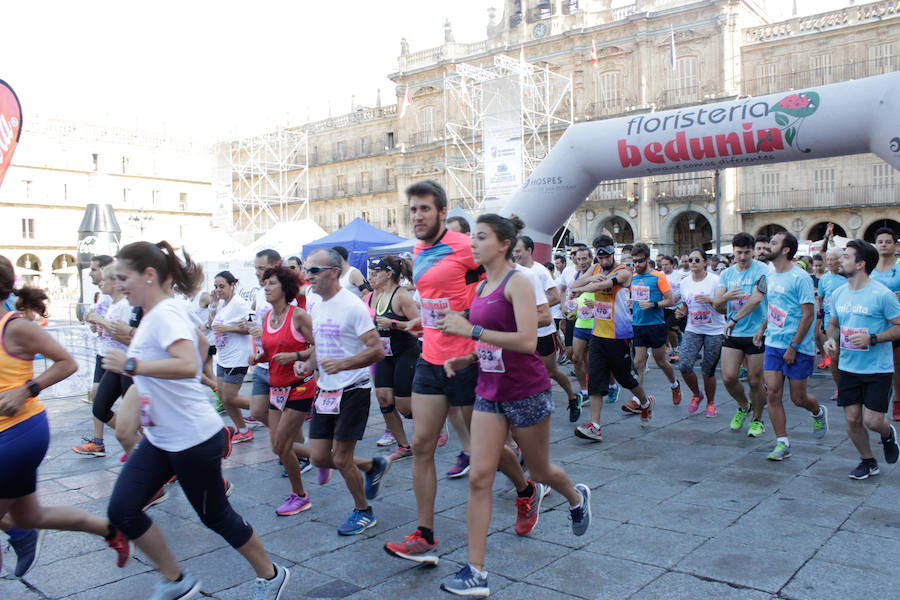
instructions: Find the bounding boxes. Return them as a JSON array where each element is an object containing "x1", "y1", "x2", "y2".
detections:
[
  {"x1": 620, "y1": 400, "x2": 640, "y2": 414},
  {"x1": 831, "y1": 391, "x2": 839, "y2": 402},
  {"x1": 224, "y1": 479, "x2": 235, "y2": 497},
  {"x1": 298, "y1": 457, "x2": 313, "y2": 474},
  {"x1": 669, "y1": 351, "x2": 679, "y2": 363},
  {"x1": 730, "y1": 407, "x2": 750, "y2": 431},
  {"x1": 440, "y1": 563, "x2": 488, "y2": 598},
  {"x1": 72, "y1": 440, "x2": 106, "y2": 457},
  {"x1": 106, "y1": 528, "x2": 132, "y2": 568},
  {"x1": 376, "y1": 429, "x2": 397, "y2": 447},
  {"x1": 232, "y1": 429, "x2": 254, "y2": 444},
  {"x1": 389, "y1": 445, "x2": 413, "y2": 461},
  {"x1": 317, "y1": 468, "x2": 331, "y2": 485},
  {"x1": 606, "y1": 384, "x2": 619, "y2": 404},
  {"x1": 570, "y1": 483, "x2": 592, "y2": 536},
  {"x1": 882, "y1": 425, "x2": 899, "y2": 464},
  {"x1": 640, "y1": 396, "x2": 655, "y2": 427},
  {"x1": 514, "y1": 482, "x2": 545, "y2": 536},
  {"x1": 276, "y1": 492, "x2": 311, "y2": 516},
  {"x1": 253, "y1": 563, "x2": 290, "y2": 600},
  {"x1": 812, "y1": 406, "x2": 828, "y2": 440},
  {"x1": 10, "y1": 529, "x2": 44, "y2": 578},
  {"x1": 384, "y1": 530, "x2": 439, "y2": 565},
  {"x1": 816, "y1": 355, "x2": 831, "y2": 369},
  {"x1": 447, "y1": 452, "x2": 471, "y2": 478},
  {"x1": 849, "y1": 459, "x2": 880, "y2": 480},
  {"x1": 579, "y1": 389, "x2": 590, "y2": 406},
  {"x1": 337, "y1": 508, "x2": 377, "y2": 535},
  {"x1": 437, "y1": 424, "x2": 449, "y2": 447},
  {"x1": 149, "y1": 570, "x2": 200, "y2": 600},
  {"x1": 738, "y1": 366, "x2": 748, "y2": 382},
  {"x1": 223, "y1": 426, "x2": 236, "y2": 459},
  {"x1": 705, "y1": 403, "x2": 717, "y2": 418},
  {"x1": 687, "y1": 393, "x2": 704, "y2": 414},
  {"x1": 568, "y1": 396, "x2": 581, "y2": 423},
  {"x1": 671, "y1": 380, "x2": 682, "y2": 405},
  {"x1": 143, "y1": 487, "x2": 169, "y2": 510},
  {"x1": 747, "y1": 419, "x2": 765, "y2": 438},
  {"x1": 365, "y1": 457, "x2": 390, "y2": 500},
  {"x1": 574, "y1": 422, "x2": 602, "y2": 441},
  {"x1": 244, "y1": 415, "x2": 263, "y2": 426},
  {"x1": 214, "y1": 392, "x2": 225, "y2": 413},
  {"x1": 767, "y1": 441, "x2": 791, "y2": 461},
  {"x1": 893, "y1": 402, "x2": 900, "y2": 422}
]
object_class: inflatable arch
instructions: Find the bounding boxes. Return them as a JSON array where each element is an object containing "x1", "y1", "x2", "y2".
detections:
[{"x1": 502, "y1": 72, "x2": 900, "y2": 261}]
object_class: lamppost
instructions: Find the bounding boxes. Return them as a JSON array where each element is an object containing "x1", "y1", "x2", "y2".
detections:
[{"x1": 128, "y1": 208, "x2": 154, "y2": 237}]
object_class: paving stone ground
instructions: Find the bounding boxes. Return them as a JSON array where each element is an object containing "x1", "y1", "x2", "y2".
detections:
[{"x1": 2, "y1": 365, "x2": 898, "y2": 599}]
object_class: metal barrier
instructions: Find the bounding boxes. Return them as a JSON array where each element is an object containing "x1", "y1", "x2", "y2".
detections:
[{"x1": 35, "y1": 325, "x2": 100, "y2": 399}]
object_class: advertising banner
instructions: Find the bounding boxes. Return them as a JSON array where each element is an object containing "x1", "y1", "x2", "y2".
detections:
[
  {"x1": 0, "y1": 79, "x2": 23, "y2": 190},
  {"x1": 483, "y1": 76, "x2": 523, "y2": 212}
]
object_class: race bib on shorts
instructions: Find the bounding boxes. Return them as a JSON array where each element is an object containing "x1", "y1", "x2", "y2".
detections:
[
  {"x1": 269, "y1": 386, "x2": 291, "y2": 411},
  {"x1": 840, "y1": 327, "x2": 867, "y2": 351},
  {"x1": 632, "y1": 285, "x2": 650, "y2": 302},
  {"x1": 690, "y1": 310, "x2": 712, "y2": 325},
  {"x1": 380, "y1": 336, "x2": 393, "y2": 357},
  {"x1": 314, "y1": 389, "x2": 342, "y2": 415},
  {"x1": 476, "y1": 341, "x2": 505, "y2": 373},
  {"x1": 420, "y1": 298, "x2": 450, "y2": 329},
  {"x1": 768, "y1": 304, "x2": 787, "y2": 328},
  {"x1": 139, "y1": 395, "x2": 155, "y2": 427},
  {"x1": 595, "y1": 302, "x2": 613, "y2": 321}
]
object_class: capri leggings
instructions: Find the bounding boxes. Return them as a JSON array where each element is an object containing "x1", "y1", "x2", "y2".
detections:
[
  {"x1": 678, "y1": 331, "x2": 724, "y2": 379},
  {"x1": 92, "y1": 371, "x2": 133, "y2": 423},
  {"x1": 373, "y1": 347, "x2": 419, "y2": 398},
  {"x1": 107, "y1": 429, "x2": 252, "y2": 548}
]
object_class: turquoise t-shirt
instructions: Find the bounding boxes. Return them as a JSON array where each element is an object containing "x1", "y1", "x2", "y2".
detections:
[
  {"x1": 718, "y1": 260, "x2": 769, "y2": 338},
  {"x1": 871, "y1": 263, "x2": 900, "y2": 293},
  {"x1": 631, "y1": 270, "x2": 670, "y2": 327},
  {"x1": 818, "y1": 271, "x2": 847, "y2": 324},
  {"x1": 831, "y1": 280, "x2": 900, "y2": 374},
  {"x1": 765, "y1": 265, "x2": 816, "y2": 355}
]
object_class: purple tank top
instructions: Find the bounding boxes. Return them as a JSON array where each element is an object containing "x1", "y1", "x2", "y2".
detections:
[{"x1": 469, "y1": 270, "x2": 550, "y2": 402}]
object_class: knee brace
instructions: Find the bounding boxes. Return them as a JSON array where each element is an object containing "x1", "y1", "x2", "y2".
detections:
[{"x1": 380, "y1": 404, "x2": 396, "y2": 415}]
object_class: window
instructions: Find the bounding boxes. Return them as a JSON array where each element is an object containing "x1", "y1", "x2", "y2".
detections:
[
  {"x1": 673, "y1": 57, "x2": 698, "y2": 104},
  {"x1": 23, "y1": 180, "x2": 32, "y2": 200},
  {"x1": 179, "y1": 192, "x2": 188, "y2": 211},
  {"x1": 312, "y1": 145, "x2": 319, "y2": 163},
  {"x1": 336, "y1": 175, "x2": 346, "y2": 192},
  {"x1": 385, "y1": 168, "x2": 395, "y2": 188},
  {"x1": 360, "y1": 211, "x2": 370, "y2": 223},
  {"x1": 360, "y1": 137, "x2": 370, "y2": 155},
  {"x1": 337, "y1": 213, "x2": 346, "y2": 228},
  {"x1": 123, "y1": 188, "x2": 128, "y2": 204},
  {"x1": 873, "y1": 163, "x2": 895, "y2": 202},
  {"x1": 595, "y1": 179, "x2": 625, "y2": 200},
  {"x1": 761, "y1": 172, "x2": 780, "y2": 204},
  {"x1": 596, "y1": 71, "x2": 623, "y2": 112},
  {"x1": 386, "y1": 132, "x2": 395, "y2": 150},
  {"x1": 386, "y1": 208, "x2": 398, "y2": 228},
  {"x1": 335, "y1": 141, "x2": 344, "y2": 160},
  {"x1": 92, "y1": 153, "x2": 99, "y2": 170},
  {"x1": 122, "y1": 156, "x2": 129, "y2": 174},
  {"x1": 421, "y1": 107, "x2": 435, "y2": 138},
  {"x1": 360, "y1": 171, "x2": 371, "y2": 191},
  {"x1": 756, "y1": 62, "x2": 777, "y2": 94},
  {"x1": 813, "y1": 168, "x2": 835, "y2": 203},
  {"x1": 21, "y1": 218, "x2": 34, "y2": 239},
  {"x1": 810, "y1": 53, "x2": 832, "y2": 85},
  {"x1": 871, "y1": 43, "x2": 894, "y2": 74},
  {"x1": 151, "y1": 190, "x2": 160, "y2": 206}
]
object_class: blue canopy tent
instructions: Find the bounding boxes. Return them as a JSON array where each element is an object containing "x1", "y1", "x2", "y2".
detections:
[{"x1": 302, "y1": 218, "x2": 406, "y2": 273}]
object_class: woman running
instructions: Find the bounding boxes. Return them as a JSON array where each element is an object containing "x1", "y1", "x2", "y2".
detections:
[
  {"x1": 211, "y1": 271, "x2": 254, "y2": 442},
  {"x1": 366, "y1": 256, "x2": 420, "y2": 461},
  {"x1": 249, "y1": 265, "x2": 320, "y2": 516},
  {"x1": 438, "y1": 215, "x2": 591, "y2": 598},
  {"x1": 104, "y1": 241, "x2": 290, "y2": 600},
  {"x1": 675, "y1": 248, "x2": 726, "y2": 416},
  {"x1": 0, "y1": 256, "x2": 131, "y2": 578}
]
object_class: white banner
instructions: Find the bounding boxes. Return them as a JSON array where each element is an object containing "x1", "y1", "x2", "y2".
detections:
[{"x1": 483, "y1": 76, "x2": 522, "y2": 213}]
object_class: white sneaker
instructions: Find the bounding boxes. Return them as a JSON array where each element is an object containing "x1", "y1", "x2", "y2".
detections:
[{"x1": 376, "y1": 429, "x2": 396, "y2": 447}]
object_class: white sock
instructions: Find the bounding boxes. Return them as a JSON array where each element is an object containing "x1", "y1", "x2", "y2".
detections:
[
  {"x1": 777, "y1": 436, "x2": 790, "y2": 447},
  {"x1": 239, "y1": 427, "x2": 249, "y2": 434},
  {"x1": 569, "y1": 498, "x2": 583, "y2": 510},
  {"x1": 469, "y1": 564, "x2": 487, "y2": 578},
  {"x1": 814, "y1": 407, "x2": 824, "y2": 418},
  {"x1": 671, "y1": 380, "x2": 679, "y2": 389},
  {"x1": 640, "y1": 399, "x2": 650, "y2": 409}
]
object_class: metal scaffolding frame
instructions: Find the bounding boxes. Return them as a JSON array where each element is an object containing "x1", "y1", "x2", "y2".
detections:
[
  {"x1": 227, "y1": 128, "x2": 309, "y2": 234},
  {"x1": 443, "y1": 54, "x2": 573, "y2": 212}
]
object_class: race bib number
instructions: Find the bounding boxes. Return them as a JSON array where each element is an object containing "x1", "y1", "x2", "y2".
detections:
[
  {"x1": 314, "y1": 389, "x2": 342, "y2": 415},
  {"x1": 690, "y1": 310, "x2": 712, "y2": 325},
  {"x1": 380, "y1": 336, "x2": 393, "y2": 357},
  {"x1": 420, "y1": 298, "x2": 450, "y2": 329},
  {"x1": 840, "y1": 327, "x2": 867, "y2": 351},
  {"x1": 565, "y1": 299, "x2": 577, "y2": 313},
  {"x1": 768, "y1": 304, "x2": 787, "y2": 329},
  {"x1": 729, "y1": 295, "x2": 748, "y2": 314},
  {"x1": 476, "y1": 341, "x2": 505, "y2": 373},
  {"x1": 595, "y1": 302, "x2": 613, "y2": 321},
  {"x1": 139, "y1": 395, "x2": 155, "y2": 427},
  {"x1": 269, "y1": 386, "x2": 291, "y2": 411},
  {"x1": 577, "y1": 306, "x2": 594, "y2": 321},
  {"x1": 632, "y1": 285, "x2": 650, "y2": 302}
]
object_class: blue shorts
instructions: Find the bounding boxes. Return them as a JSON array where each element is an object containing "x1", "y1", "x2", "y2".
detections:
[
  {"x1": 474, "y1": 389, "x2": 554, "y2": 428},
  {"x1": 0, "y1": 411, "x2": 50, "y2": 499},
  {"x1": 633, "y1": 323, "x2": 667, "y2": 349},
  {"x1": 251, "y1": 366, "x2": 270, "y2": 396},
  {"x1": 216, "y1": 364, "x2": 248, "y2": 385},
  {"x1": 763, "y1": 346, "x2": 814, "y2": 380},
  {"x1": 573, "y1": 327, "x2": 592, "y2": 342}
]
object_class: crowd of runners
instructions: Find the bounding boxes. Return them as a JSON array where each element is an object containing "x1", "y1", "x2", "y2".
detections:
[{"x1": 0, "y1": 179, "x2": 898, "y2": 599}]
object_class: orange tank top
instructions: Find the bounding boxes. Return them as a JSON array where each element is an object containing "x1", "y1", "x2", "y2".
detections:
[{"x1": 0, "y1": 312, "x2": 44, "y2": 433}]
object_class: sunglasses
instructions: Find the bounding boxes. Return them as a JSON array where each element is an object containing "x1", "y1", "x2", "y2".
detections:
[
  {"x1": 688, "y1": 258, "x2": 704, "y2": 263},
  {"x1": 304, "y1": 266, "x2": 334, "y2": 275},
  {"x1": 633, "y1": 257, "x2": 647, "y2": 264},
  {"x1": 288, "y1": 265, "x2": 299, "y2": 270}
]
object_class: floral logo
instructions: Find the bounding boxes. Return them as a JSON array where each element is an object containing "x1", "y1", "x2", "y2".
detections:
[{"x1": 770, "y1": 92, "x2": 819, "y2": 153}]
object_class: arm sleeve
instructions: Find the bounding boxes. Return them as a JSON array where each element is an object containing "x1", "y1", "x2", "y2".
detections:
[{"x1": 657, "y1": 272, "x2": 671, "y2": 294}]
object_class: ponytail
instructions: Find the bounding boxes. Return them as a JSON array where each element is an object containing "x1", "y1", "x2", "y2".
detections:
[
  {"x1": 0, "y1": 256, "x2": 48, "y2": 317},
  {"x1": 117, "y1": 241, "x2": 204, "y2": 296}
]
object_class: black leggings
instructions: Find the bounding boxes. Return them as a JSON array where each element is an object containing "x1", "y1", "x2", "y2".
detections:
[
  {"x1": 107, "y1": 430, "x2": 253, "y2": 548},
  {"x1": 92, "y1": 371, "x2": 133, "y2": 423}
]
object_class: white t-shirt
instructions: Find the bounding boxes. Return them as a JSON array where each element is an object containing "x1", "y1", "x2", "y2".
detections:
[
  {"x1": 100, "y1": 297, "x2": 131, "y2": 355},
  {"x1": 666, "y1": 269, "x2": 687, "y2": 304},
  {"x1": 339, "y1": 266, "x2": 364, "y2": 298},
  {"x1": 550, "y1": 274, "x2": 565, "y2": 320},
  {"x1": 253, "y1": 287, "x2": 272, "y2": 370},
  {"x1": 521, "y1": 262, "x2": 557, "y2": 337},
  {"x1": 680, "y1": 273, "x2": 726, "y2": 335},
  {"x1": 128, "y1": 298, "x2": 224, "y2": 452},
  {"x1": 212, "y1": 295, "x2": 252, "y2": 368},
  {"x1": 514, "y1": 264, "x2": 553, "y2": 336},
  {"x1": 310, "y1": 287, "x2": 375, "y2": 391}
]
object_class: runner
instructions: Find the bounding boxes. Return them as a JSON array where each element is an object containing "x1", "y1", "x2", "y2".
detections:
[
  {"x1": 0, "y1": 256, "x2": 131, "y2": 580},
  {"x1": 571, "y1": 235, "x2": 655, "y2": 441},
  {"x1": 384, "y1": 180, "x2": 532, "y2": 566},
  {"x1": 565, "y1": 245, "x2": 595, "y2": 418},
  {"x1": 84, "y1": 254, "x2": 114, "y2": 406},
  {"x1": 870, "y1": 227, "x2": 900, "y2": 421},
  {"x1": 629, "y1": 243, "x2": 682, "y2": 405},
  {"x1": 438, "y1": 214, "x2": 591, "y2": 597},
  {"x1": 817, "y1": 248, "x2": 847, "y2": 400},
  {"x1": 367, "y1": 256, "x2": 420, "y2": 461},
  {"x1": 552, "y1": 253, "x2": 569, "y2": 360},
  {"x1": 247, "y1": 249, "x2": 283, "y2": 427},
  {"x1": 211, "y1": 271, "x2": 254, "y2": 443},
  {"x1": 334, "y1": 246, "x2": 369, "y2": 298},
  {"x1": 754, "y1": 235, "x2": 771, "y2": 264},
  {"x1": 659, "y1": 255, "x2": 684, "y2": 362},
  {"x1": 249, "y1": 265, "x2": 318, "y2": 516},
  {"x1": 298, "y1": 248, "x2": 391, "y2": 536},
  {"x1": 104, "y1": 241, "x2": 290, "y2": 599},
  {"x1": 717, "y1": 233, "x2": 769, "y2": 436},
  {"x1": 675, "y1": 249, "x2": 725, "y2": 417},
  {"x1": 729, "y1": 232, "x2": 828, "y2": 460},
  {"x1": 513, "y1": 236, "x2": 580, "y2": 417},
  {"x1": 825, "y1": 239, "x2": 900, "y2": 479}
]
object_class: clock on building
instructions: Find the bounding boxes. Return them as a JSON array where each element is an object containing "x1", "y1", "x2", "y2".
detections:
[{"x1": 533, "y1": 22, "x2": 548, "y2": 39}]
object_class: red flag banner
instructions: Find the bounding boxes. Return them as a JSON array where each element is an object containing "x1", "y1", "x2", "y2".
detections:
[{"x1": 0, "y1": 79, "x2": 23, "y2": 190}]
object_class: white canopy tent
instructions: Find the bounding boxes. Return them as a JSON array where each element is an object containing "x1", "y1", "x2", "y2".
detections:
[{"x1": 248, "y1": 219, "x2": 327, "y2": 261}]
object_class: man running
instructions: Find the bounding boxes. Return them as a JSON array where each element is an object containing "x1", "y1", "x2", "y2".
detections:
[
  {"x1": 870, "y1": 227, "x2": 900, "y2": 421},
  {"x1": 825, "y1": 239, "x2": 900, "y2": 479},
  {"x1": 384, "y1": 180, "x2": 532, "y2": 565},
  {"x1": 717, "y1": 232, "x2": 769, "y2": 436},
  {"x1": 729, "y1": 232, "x2": 828, "y2": 460},
  {"x1": 629, "y1": 243, "x2": 681, "y2": 405},
  {"x1": 300, "y1": 249, "x2": 391, "y2": 535},
  {"x1": 659, "y1": 255, "x2": 685, "y2": 361},
  {"x1": 817, "y1": 248, "x2": 847, "y2": 400},
  {"x1": 565, "y1": 246, "x2": 595, "y2": 411},
  {"x1": 247, "y1": 249, "x2": 282, "y2": 426}
]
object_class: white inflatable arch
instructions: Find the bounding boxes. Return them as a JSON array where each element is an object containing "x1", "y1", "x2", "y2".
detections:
[{"x1": 502, "y1": 72, "x2": 900, "y2": 261}]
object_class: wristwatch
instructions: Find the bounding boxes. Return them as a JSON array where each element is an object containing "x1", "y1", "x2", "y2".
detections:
[
  {"x1": 123, "y1": 358, "x2": 138, "y2": 377},
  {"x1": 869, "y1": 333, "x2": 879, "y2": 347},
  {"x1": 25, "y1": 379, "x2": 41, "y2": 397},
  {"x1": 652, "y1": 301, "x2": 659, "y2": 309},
  {"x1": 471, "y1": 325, "x2": 484, "y2": 341}
]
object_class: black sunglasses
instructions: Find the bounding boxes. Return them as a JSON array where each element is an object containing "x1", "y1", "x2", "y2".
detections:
[
  {"x1": 688, "y1": 258, "x2": 704, "y2": 263},
  {"x1": 304, "y1": 266, "x2": 334, "y2": 275},
  {"x1": 288, "y1": 265, "x2": 299, "y2": 270},
  {"x1": 633, "y1": 257, "x2": 648, "y2": 264}
]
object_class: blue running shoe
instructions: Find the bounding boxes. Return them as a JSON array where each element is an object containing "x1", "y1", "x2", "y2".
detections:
[
  {"x1": 606, "y1": 383, "x2": 619, "y2": 403},
  {"x1": 570, "y1": 483, "x2": 592, "y2": 536},
  {"x1": 365, "y1": 456, "x2": 391, "y2": 501},
  {"x1": 440, "y1": 563, "x2": 489, "y2": 597},
  {"x1": 338, "y1": 508, "x2": 377, "y2": 536},
  {"x1": 10, "y1": 529, "x2": 44, "y2": 578}
]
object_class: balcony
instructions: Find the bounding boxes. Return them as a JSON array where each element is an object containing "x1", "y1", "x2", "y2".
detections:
[
  {"x1": 739, "y1": 184, "x2": 899, "y2": 213},
  {"x1": 743, "y1": 58, "x2": 898, "y2": 98},
  {"x1": 661, "y1": 85, "x2": 700, "y2": 107},
  {"x1": 587, "y1": 98, "x2": 626, "y2": 118},
  {"x1": 653, "y1": 176, "x2": 716, "y2": 201},
  {"x1": 309, "y1": 180, "x2": 397, "y2": 202},
  {"x1": 408, "y1": 130, "x2": 443, "y2": 146}
]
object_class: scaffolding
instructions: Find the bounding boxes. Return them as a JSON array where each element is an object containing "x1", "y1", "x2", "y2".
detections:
[
  {"x1": 443, "y1": 53, "x2": 573, "y2": 212},
  {"x1": 226, "y1": 128, "x2": 309, "y2": 235}
]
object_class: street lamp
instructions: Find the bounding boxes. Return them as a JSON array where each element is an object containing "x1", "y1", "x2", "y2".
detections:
[{"x1": 128, "y1": 208, "x2": 154, "y2": 237}]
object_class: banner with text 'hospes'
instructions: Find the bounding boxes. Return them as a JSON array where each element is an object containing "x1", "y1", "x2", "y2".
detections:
[{"x1": 0, "y1": 79, "x2": 22, "y2": 190}]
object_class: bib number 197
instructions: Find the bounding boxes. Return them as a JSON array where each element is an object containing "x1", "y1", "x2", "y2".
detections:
[{"x1": 315, "y1": 389, "x2": 342, "y2": 415}]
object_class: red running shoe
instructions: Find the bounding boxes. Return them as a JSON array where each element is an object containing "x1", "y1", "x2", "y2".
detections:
[
  {"x1": 223, "y1": 426, "x2": 236, "y2": 459},
  {"x1": 383, "y1": 529, "x2": 439, "y2": 565},
  {"x1": 106, "y1": 528, "x2": 132, "y2": 568},
  {"x1": 514, "y1": 481, "x2": 545, "y2": 536}
]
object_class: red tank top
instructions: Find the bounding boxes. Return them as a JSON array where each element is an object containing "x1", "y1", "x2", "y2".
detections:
[{"x1": 262, "y1": 305, "x2": 316, "y2": 400}]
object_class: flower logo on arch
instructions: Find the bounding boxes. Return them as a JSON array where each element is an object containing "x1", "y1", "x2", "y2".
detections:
[{"x1": 770, "y1": 92, "x2": 819, "y2": 153}]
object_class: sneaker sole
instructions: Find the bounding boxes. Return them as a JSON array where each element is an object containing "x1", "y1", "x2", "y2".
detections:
[
  {"x1": 447, "y1": 466, "x2": 471, "y2": 479},
  {"x1": 271, "y1": 567, "x2": 291, "y2": 600},
  {"x1": 338, "y1": 519, "x2": 377, "y2": 536},
  {"x1": 172, "y1": 581, "x2": 201, "y2": 600},
  {"x1": 383, "y1": 544, "x2": 439, "y2": 566},
  {"x1": 767, "y1": 453, "x2": 791, "y2": 461},
  {"x1": 440, "y1": 582, "x2": 489, "y2": 597},
  {"x1": 849, "y1": 468, "x2": 880, "y2": 480},
  {"x1": 72, "y1": 449, "x2": 107, "y2": 457},
  {"x1": 573, "y1": 429, "x2": 602, "y2": 442},
  {"x1": 276, "y1": 503, "x2": 312, "y2": 516},
  {"x1": 747, "y1": 430, "x2": 764, "y2": 438},
  {"x1": 389, "y1": 453, "x2": 413, "y2": 462}
]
